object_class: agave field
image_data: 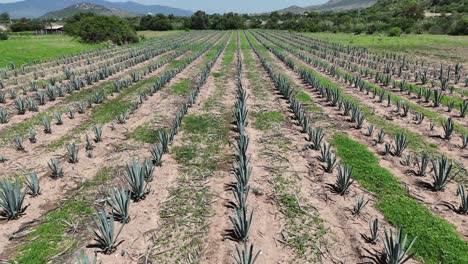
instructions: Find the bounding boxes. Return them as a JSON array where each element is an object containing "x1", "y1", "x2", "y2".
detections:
[{"x1": 0, "y1": 30, "x2": 466, "y2": 264}]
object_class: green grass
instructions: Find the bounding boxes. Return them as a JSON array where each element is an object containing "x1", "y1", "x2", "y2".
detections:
[
  {"x1": 331, "y1": 133, "x2": 468, "y2": 264},
  {"x1": 295, "y1": 91, "x2": 313, "y2": 103},
  {"x1": 301, "y1": 32, "x2": 468, "y2": 62},
  {"x1": 0, "y1": 35, "x2": 102, "y2": 67},
  {"x1": 128, "y1": 123, "x2": 163, "y2": 143},
  {"x1": 211, "y1": 71, "x2": 223, "y2": 78},
  {"x1": 254, "y1": 111, "x2": 284, "y2": 131},
  {"x1": 170, "y1": 79, "x2": 191, "y2": 95},
  {"x1": 15, "y1": 167, "x2": 113, "y2": 263}
]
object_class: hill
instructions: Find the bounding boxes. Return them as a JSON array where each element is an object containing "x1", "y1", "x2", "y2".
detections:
[
  {"x1": 279, "y1": 0, "x2": 378, "y2": 13},
  {"x1": 41, "y1": 3, "x2": 139, "y2": 19},
  {"x1": 0, "y1": 0, "x2": 193, "y2": 18}
]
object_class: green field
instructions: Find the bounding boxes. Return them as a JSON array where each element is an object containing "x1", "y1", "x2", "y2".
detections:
[
  {"x1": 302, "y1": 32, "x2": 468, "y2": 63},
  {"x1": 0, "y1": 35, "x2": 102, "y2": 67}
]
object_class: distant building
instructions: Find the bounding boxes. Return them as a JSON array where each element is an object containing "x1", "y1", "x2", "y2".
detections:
[{"x1": 37, "y1": 24, "x2": 64, "y2": 35}]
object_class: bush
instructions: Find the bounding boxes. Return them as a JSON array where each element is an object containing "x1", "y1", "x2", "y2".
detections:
[
  {"x1": 388, "y1": 27, "x2": 402, "y2": 37},
  {"x1": 0, "y1": 32, "x2": 8, "y2": 40},
  {"x1": 65, "y1": 14, "x2": 138, "y2": 45}
]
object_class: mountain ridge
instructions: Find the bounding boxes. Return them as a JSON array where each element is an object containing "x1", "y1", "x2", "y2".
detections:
[
  {"x1": 41, "y1": 3, "x2": 140, "y2": 19},
  {"x1": 0, "y1": 0, "x2": 193, "y2": 18},
  {"x1": 278, "y1": 0, "x2": 379, "y2": 13}
]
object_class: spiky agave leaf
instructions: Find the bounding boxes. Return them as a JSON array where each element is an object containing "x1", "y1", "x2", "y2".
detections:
[
  {"x1": 124, "y1": 159, "x2": 149, "y2": 201},
  {"x1": 234, "y1": 241, "x2": 261, "y2": 264},
  {"x1": 0, "y1": 178, "x2": 28, "y2": 220},
  {"x1": 48, "y1": 158, "x2": 63, "y2": 178},
  {"x1": 382, "y1": 227, "x2": 417, "y2": 264},
  {"x1": 333, "y1": 164, "x2": 354, "y2": 195},
  {"x1": 227, "y1": 206, "x2": 253, "y2": 242},
  {"x1": 67, "y1": 142, "x2": 79, "y2": 163},
  {"x1": 25, "y1": 171, "x2": 41, "y2": 197},
  {"x1": 352, "y1": 196, "x2": 368, "y2": 216},
  {"x1": 86, "y1": 210, "x2": 125, "y2": 254},
  {"x1": 431, "y1": 156, "x2": 452, "y2": 191},
  {"x1": 73, "y1": 250, "x2": 97, "y2": 264},
  {"x1": 457, "y1": 185, "x2": 468, "y2": 214},
  {"x1": 149, "y1": 143, "x2": 163, "y2": 166},
  {"x1": 107, "y1": 188, "x2": 131, "y2": 223}
]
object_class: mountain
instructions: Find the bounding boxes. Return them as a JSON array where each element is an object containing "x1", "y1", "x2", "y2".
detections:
[
  {"x1": 41, "y1": 3, "x2": 139, "y2": 19},
  {"x1": 0, "y1": 0, "x2": 193, "y2": 18},
  {"x1": 279, "y1": 0, "x2": 378, "y2": 13}
]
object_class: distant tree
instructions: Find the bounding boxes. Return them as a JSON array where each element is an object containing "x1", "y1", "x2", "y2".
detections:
[
  {"x1": 140, "y1": 14, "x2": 173, "y2": 31},
  {"x1": 0, "y1": 12, "x2": 9, "y2": 22},
  {"x1": 388, "y1": 26, "x2": 403, "y2": 37},
  {"x1": 191, "y1": 10, "x2": 209, "y2": 30},
  {"x1": 0, "y1": 32, "x2": 8, "y2": 41},
  {"x1": 65, "y1": 14, "x2": 138, "y2": 45}
]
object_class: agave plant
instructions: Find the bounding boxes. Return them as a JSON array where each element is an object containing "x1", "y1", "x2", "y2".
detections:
[
  {"x1": 55, "y1": 112, "x2": 63, "y2": 125},
  {"x1": 352, "y1": 196, "x2": 369, "y2": 216},
  {"x1": 150, "y1": 144, "x2": 164, "y2": 166},
  {"x1": 0, "y1": 108, "x2": 8, "y2": 124},
  {"x1": 431, "y1": 156, "x2": 452, "y2": 191},
  {"x1": 14, "y1": 135, "x2": 25, "y2": 151},
  {"x1": 43, "y1": 117, "x2": 52, "y2": 134},
  {"x1": 366, "y1": 125, "x2": 375, "y2": 137},
  {"x1": 142, "y1": 158, "x2": 154, "y2": 182},
  {"x1": 231, "y1": 181, "x2": 250, "y2": 210},
  {"x1": 382, "y1": 227, "x2": 417, "y2": 264},
  {"x1": 367, "y1": 218, "x2": 379, "y2": 244},
  {"x1": 67, "y1": 143, "x2": 79, "y2": 163},
  {"x1": 392, "y1": 133, "x2": 408, "y2": 157},
  {"x1": 333, "y1": 164, "x2": 354, "y2": 195},
  {"x1": 157, "y1": 131, "x2": 169, "y2": 153},
  {"x1": 28, "y1": 128, "x2": 36, "y2": 143},
  {"x1": 106, "y1": 188, "x2": 131, "y2": 223},
  {"x1": 93, "y1": 126, "x2": 103, "y2": 143},
  {"x1": 457, "y1": 185, "x2": 468, "y2": 214},
  {"x1": 48, "y1": 158, "x2": 63, "y2": 178},
  {"x1": 25, "y1": 171, "x2": 41, "y2": 197},
  {"x1": 414, "y1": 154, "x2": 430, "y2": 177},
  {"x1": 308, "y1": 127, "x2": 324, "y2": 150},
  {"x1": 14, "y1": 97, "x2": 27, "y2": 115},
  {"x1": 124, "y1": 159, "x2": 149, "y2": 201},
  {"x1": 442, "y1": 118, "x2": 454, "y2": 140},
  {"x1": 234, "y1": 241, "x2": 261, "y2": 264},
  {"x1": 377, "y1": 129, "x2": 385, "y2": 144},
  {"x1": 0, "y1": 178, "x2": 28, "y2": 220},
  {"x1": 74, "y1": 250, "x2": 97, "y2": 264},
  {"x1": 461, "y1": 134, "x2": 468, "y2": 149},
  {"x1": 227, "y1": 206, "x2": 253, "y2": 242},
  {"x1": 87, "y1": 210, "x2": 125, "y2": 254},
  {"x1": 67, "y1": 107, "x2": 75, "y2": 119}
]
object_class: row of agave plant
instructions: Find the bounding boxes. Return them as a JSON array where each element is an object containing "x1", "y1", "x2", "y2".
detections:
[
  {"x1": 255, "y1": 31, "x2": 467, "y2": 213},
  {"x1": 0, "y1": 34, "x2": 207, "y2": 121},
  {"x1": 72, "y1": 34, "x2": 228, "y2": 262},
  {"x1": 0, "y1": 33, "x2": 221, "y2": 221},
  {"x1": 259, "y1": 31, "x2": 468, "y2": 153},
  {"x1": 225, "y1": 34, "x2": 260, "y2": 264},
  {"x1": 277, "y1": 31, "x2": 467, "y2": 92},
  {"x1": 0, "y1": 37, "x2": 219, "y2": 162},
  {"x1": 264, "y1": 31, "x2": 467, "y2": 117},
  {"x1": 247, "y1": 32, "x2": 419, "y2": 264},
  {"x1": 261, "y1": 31, "x2": 467, "y2": 119},
  {"x1": 0, "y1": 32, "x2": 193, "y2": 88}
]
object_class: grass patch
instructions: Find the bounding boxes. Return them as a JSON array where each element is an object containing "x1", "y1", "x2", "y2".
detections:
[
  {"x1": 332, "y1": 133, "x2": 468, "y2": 264},
  {"x1": 254, "y1": 111, "x2": 284, "y2": 131},
  {"x1": 170, "y1": 79, "x2": 191, "y2": 95},
  {"x1": 128, "y1": 123, "x2": 163, "y2": 143},
  {"x1": 295, "y1": 91, "x2": 313, "y2": 103},
  {"x1": 211, "y1": 71, "x2": 223, "y2": 78},
  {"x1": 14, "y1": 167, "x2": 113, "y2": 264}
]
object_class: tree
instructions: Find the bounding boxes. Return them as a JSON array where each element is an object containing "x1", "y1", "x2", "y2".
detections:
[
  {"x1": 65, "y1": 14, "x2": 138, "y2": 45},
  {"x1": 0, "y1": 12, "x2": 9, "y2": 22},
  {"x1": 191, "y1": 10, "x2": 209, "y2": 30}
]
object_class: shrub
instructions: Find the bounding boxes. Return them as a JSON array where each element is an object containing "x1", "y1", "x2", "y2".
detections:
[
  {"x1": 0, "y1": 32, "x2": 8, "y2": 41},
  {"x1": 388, "y1": 27, "x2": 402, "y2": 37}
]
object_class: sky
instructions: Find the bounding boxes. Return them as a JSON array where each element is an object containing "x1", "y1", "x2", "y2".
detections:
[{"x1": 0, "y1": 0, "x2": 328, "y2": 13}]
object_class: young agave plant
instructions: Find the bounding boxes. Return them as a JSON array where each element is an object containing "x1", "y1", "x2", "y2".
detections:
[
  {"x1": 157, "y1": 131, "x2": 169, "y2": 153},
  {"x1": 0, "y1": 108, "x2": 9, "y2": 124},
  {"x1": 431, "y1": 156, "x2": 452, "y2": 191},
  {"x1": 48, "y1": 158, "x2": 63, "y2": 178},
  {"x1": 456, "y1": 185, "x2": 468, "y2": 214},
  {"x1": 366, "y1": 125, "x2": 375, "y2": 137},
  {"x1": 0, "y1": 178, "x2": 28, "y2": 220},
  {"x1": 352, "y1": 196, "x2": 369, "y2": 216},
  {"x1": 142, "y1": 158, "x2": 154, "y2": 182},
  {"x1": 14, "y1": 135, "x2": 25, "y2": 151},
  {"x1": 87, "y1": 210, "x2": 125, "y2": 254},
  {"x1": 150, "y1": 143, "x2": 163, "y2": 166},
  {"x1": 67, "y1": 143, "x2": 79, "y2": 163},
  {"x1": 25, "y1": 171, "x2": 41, "y2": 197},
  {"x1": 367, "y1": 218, "x2": 379, "y2": 244},
  {"x1": 124, "y1": 159, "x2": 149, "y2": 201},
  {"x1": 73, "y1": 250, "x2": 97, "y2": 264},
  {"x1": 107, "y1": 188, "x2": 131, "y2": 223},
  {"x1": 67, "y1": 107, "x2": 75, "y2": 119},
  {"x1": 55, "y1": 112, "x2": 63, "y2": 125},
  {"x1": 93, "y1": 126, "x2": 103, "y2": 143},
  {"x1": 85, "y1": 133, "x2": 94, "y2": 151},
  {"x1": 308, "y1": 127, "x2": 324, "y2": 150},
  {"x1": 77, "y1": 102, "x2": 86, "y2": 114},
  {"x1": 234, "y1": 241, "x2": 261, "y2": 264},
  {"x1": 382, "y1": 227, "x2": 417, "y2": 264},
  {"x1": 377, "y1": 129, "x2": 385, "y2": 144},
  {"x1": 28, "y1": 128, "x2": 36, "y2": 143},
  {"x1": 227, "y1": 206, "x2": 253, "y2": 242},
  {"x1": 43, "y1": 117, "x2": 52, "y2": 134},
  {"x1": 462, "y1": 134, "x2": 468, "y2": 149},
  {"x1": 392, "y1": 133, "x2": 409, "y2": 157},
  {"x1": 414, "y1": 154, "x2": 430, "y2": 177},
  {"x1": 442, "y1": 118, "x2": 454, "y2": 140},
  {"x1": 333, "y1": 164, "x2": 354, "y2": 195}
]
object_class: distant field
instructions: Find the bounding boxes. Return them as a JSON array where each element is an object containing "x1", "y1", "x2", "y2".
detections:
[
  {"x1": 0, "y1": 35, "x2": 102, "y2": 67},
  {"x1": 302, "y1": 32, "x2": 468, "y2": 64},
  {"x1": 138, "y1": 30, "x2": 183, "y2": 38}
]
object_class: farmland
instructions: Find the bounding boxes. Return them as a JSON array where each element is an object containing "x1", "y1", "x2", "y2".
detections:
[{"x1": 0, "y1": 30, "x2": 467, "y2": 264}]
